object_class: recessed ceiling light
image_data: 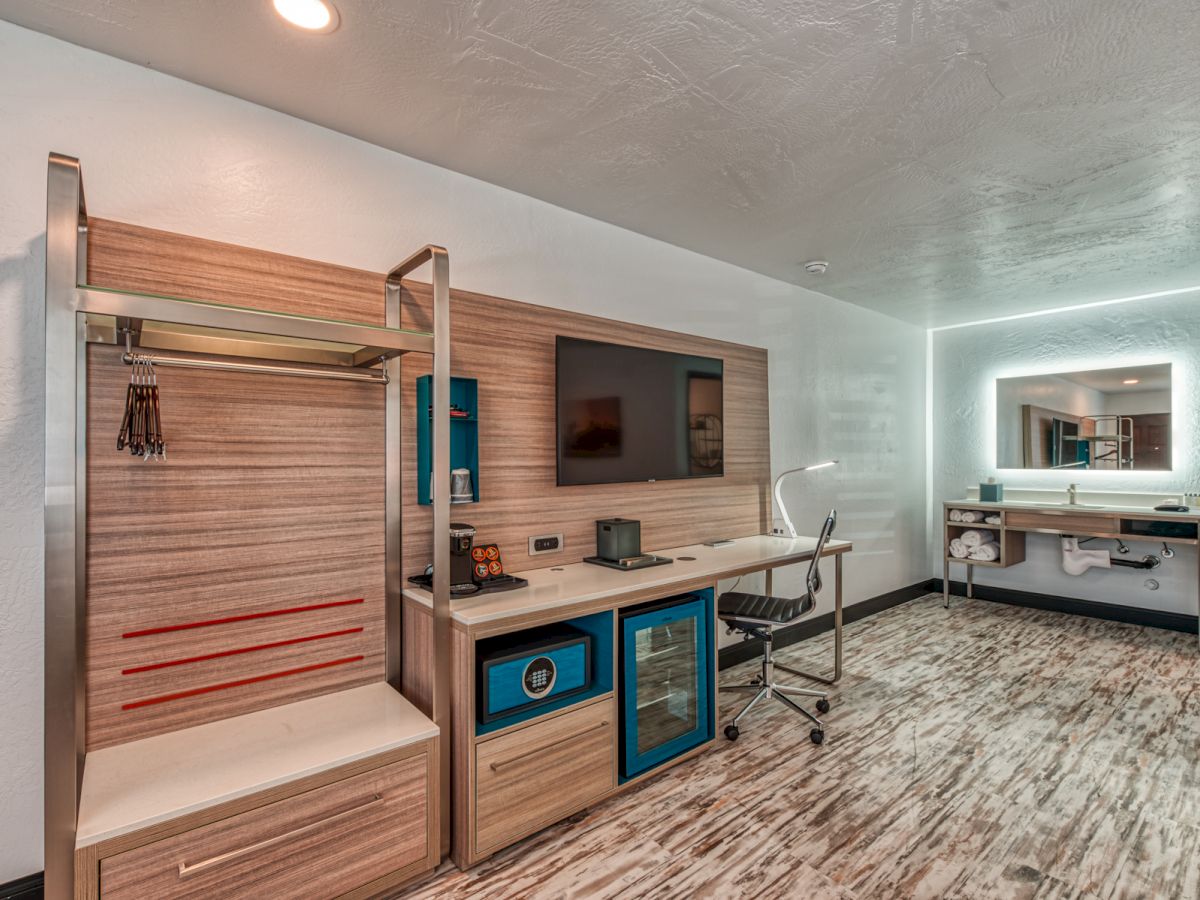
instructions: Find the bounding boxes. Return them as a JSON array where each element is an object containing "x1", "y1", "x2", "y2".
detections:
[
  {"x1": 1123, "y1": 378, "x2": 1140, "y2": 384},
  {"x1": 273, "y1": 0, "x2": 339, "y2": 33},
  {"x1": 804, "y1": 260, "x2": 829, "y2": 275}
]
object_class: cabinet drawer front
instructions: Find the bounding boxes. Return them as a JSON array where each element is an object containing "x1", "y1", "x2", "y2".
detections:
[
  {"x1": 1005, "y1": 510, "x2": 1117, "y2": 533},
  {"x1": 476, "y1": 699, "x2": 614, "y2": 853},
  {"x1": 100, "y1": 754, "x2": 430, "y2": 900}
]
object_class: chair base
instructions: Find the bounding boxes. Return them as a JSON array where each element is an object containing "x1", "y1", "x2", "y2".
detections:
[{"x1": 723, "y1": 629, "x2": 829, "y2": 744}]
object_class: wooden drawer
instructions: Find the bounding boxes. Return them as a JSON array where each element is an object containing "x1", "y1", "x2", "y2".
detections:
[
  {"x1": 99, "y1": 754, "x2": 430, "y2": 899},
  {"x1": 475, "y1": 699, "x2": 614, "y2": 854},
  {"x1": 1005, "y1": 510, "x2": 1118, "y2": 534}
]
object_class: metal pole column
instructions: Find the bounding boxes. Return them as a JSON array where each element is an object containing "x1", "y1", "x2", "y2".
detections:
[{"x1": 44, "y1": 153, "x2": 87, "y2": 900}]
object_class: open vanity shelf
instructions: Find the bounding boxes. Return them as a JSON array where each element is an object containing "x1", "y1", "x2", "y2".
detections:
[
  {"x1": 43, "y1": 153, "x2": 455, "y2": 898},
  {"x1": 943, "y1": 500, "x2": 1200, "y2": 635}
]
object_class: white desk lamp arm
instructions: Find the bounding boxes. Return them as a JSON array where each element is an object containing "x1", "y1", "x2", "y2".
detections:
[{"x1": 772, "y1": 460, "x2": 838, "y2": 539}]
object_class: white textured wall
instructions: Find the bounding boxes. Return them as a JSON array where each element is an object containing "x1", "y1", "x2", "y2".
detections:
[
  {"x1": 932, "y1": 294, "x2": 1200, "y2": 615},
  {"x1": 0, "y1": 23, "x2": 927, "y2": 880}
]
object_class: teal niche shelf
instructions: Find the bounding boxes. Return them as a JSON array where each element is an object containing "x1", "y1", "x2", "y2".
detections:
[{"x1": 417, "y1": 374, "x2": 480, "y2": 505}]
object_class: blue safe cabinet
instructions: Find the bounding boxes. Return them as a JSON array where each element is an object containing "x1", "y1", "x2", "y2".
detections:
[
  {"x1": 619, "y1": 589, "x2": 715, "y2": 780},
  {"x1": 475, "y1": 610, "x2": 614, "y2": 736}
]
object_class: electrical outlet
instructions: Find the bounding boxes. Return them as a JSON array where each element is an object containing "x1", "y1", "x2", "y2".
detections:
[{"x1": 529, "y1": 533, "x2": 564, "y2": 555}]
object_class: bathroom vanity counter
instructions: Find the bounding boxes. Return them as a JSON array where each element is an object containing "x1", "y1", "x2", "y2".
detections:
[
  {"x1": 962, "y1": 498, "x2": 1200, "y2": 520},
  {"x1": 943, "y1": 499, "x2": 1200, "y2": 647}
]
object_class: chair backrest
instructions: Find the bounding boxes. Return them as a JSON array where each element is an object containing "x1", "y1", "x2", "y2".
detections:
[{"x1": 805, "y1": 509, "x2": 838, "y2": 597}]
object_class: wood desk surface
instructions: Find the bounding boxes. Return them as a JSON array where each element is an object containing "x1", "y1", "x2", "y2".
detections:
[{"x1": 402, "y1": 534, "x2": 852, "y2": 628}]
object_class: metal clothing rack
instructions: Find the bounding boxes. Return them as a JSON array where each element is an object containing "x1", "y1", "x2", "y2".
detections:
[{"x1": 42, "y1": 153, "x2": 453, "y2": 897}]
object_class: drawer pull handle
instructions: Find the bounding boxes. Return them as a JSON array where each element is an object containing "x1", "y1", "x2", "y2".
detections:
[
  {"x1": 177, "y1": 793, "x2": 383, "y2": 879},
  {"x1": 489, "y1": 720, "x2": 609, "y2": 773}
]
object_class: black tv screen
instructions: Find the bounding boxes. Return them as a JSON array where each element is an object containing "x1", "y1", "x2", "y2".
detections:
[{"x1": 555, "y1": 337, "x2": 724, "y2": 486}]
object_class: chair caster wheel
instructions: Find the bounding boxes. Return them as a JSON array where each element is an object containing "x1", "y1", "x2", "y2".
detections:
[
  {"x1": 810, "y1": 728, "x2": 825, "y2": 745},
  {"x1": 816, "y1": 699, "x2": 830, "y2": 714},
  {"x1": 724, "y1": 724, "x2": 740, "y2": 741}
]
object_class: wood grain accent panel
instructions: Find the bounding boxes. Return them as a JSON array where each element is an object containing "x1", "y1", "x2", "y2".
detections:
[
  {"x1": 84, "y1": 217, "x2": 769, "y2": 752},
  {"x1": 451, "y1": 625, "x2": 474, "y2": 869},
  {"x1": 1004, "y1": 510, "x2": 1119, "y2": 534},
  {"x1": 87, "y1": 218, "x2": 387, "y2": 326},
  {"x1": 85, "y1": 221, "x2": 390, "y2": 750},
  {"x1": 1002, "y1": 528, "x2": 1027, "y2": 566},
  {"x1": 397, "y1": 281, "x2": 771, "y2": 577},
  {"x1": 401, "y1": 599, "x2": 435, "y2": 719},
  {"x1": 98, "y1": 756, "x2": 427, "y2": 899},
  {"x1": 474, "y1": 698, "x2": 615, "y2": 856}
]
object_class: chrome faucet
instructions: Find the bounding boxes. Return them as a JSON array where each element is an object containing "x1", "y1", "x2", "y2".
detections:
[{"x1": 1067, "y1": 483, "x2": 1079, "y2": 505}]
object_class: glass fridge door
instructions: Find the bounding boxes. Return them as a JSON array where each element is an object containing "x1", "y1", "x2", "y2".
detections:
[{"x1": 620, "y1": 592, "x2": 713, "y2": 778}]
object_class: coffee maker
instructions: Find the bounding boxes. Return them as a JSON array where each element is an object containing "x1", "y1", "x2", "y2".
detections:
[{"x1": 449, "y1": 523, "x2": 477, "y2": 590}]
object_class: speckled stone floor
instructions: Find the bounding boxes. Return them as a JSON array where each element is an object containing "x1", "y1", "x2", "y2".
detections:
[{"x1": 393, "y1": 594, "x2": 1200, "y2": 899}]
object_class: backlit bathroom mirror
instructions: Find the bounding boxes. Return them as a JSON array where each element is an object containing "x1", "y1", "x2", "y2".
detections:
[{"x1": 996, "y1": 363, "x2": 1172, "y2": 471}]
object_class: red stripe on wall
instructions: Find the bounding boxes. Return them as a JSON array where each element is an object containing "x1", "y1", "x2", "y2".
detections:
[
  {"x1": 121, "y1": 628, "x2": 365, "y2": 675},
  {"x1": 120, "y1": 656, "x2": 365, "y2": 710},
  {"x1": 122, "y1": 598, "x2": 365, "y2": 638}
]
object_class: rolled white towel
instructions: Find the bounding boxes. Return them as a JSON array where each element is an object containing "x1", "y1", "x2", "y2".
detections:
[
  {"x1": 949, "y1": 508, "x2": 964, "y2": 522},
  {"x1": 968, "y1": 541, "x2": 1000, "y2": 562},
  {"x1": 949, "y1": 538, "x2": 969, "y2": 558},
  {"x1": 984, "y1": 515, "x2": 1002, "y2": 525},
  {"x1": 958, "y1": 510, "x2": 985, "y2": 523},
  {"x1": 959, "y1": 528, "x2": 996, "y2": 548}
]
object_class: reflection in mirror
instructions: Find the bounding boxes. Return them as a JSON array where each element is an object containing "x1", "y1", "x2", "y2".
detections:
[{"x1": 996, "y1": 364, "x2": 1172, "y2": 470}]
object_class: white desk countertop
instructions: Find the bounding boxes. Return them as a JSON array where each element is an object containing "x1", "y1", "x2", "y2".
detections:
[
  {"x1": 75, "y1": 682, "x2": 438, "y2": 848},
  {"x1": 403, "y1": 533, "x2": 852, "y2": 627}
]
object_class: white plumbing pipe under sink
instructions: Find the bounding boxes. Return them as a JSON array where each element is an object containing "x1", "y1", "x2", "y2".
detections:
[{"x1": 1061, "y1": 537, "x2": 1112, "y2": 576}]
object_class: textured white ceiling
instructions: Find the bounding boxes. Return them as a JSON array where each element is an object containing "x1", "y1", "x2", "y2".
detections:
[{"x1": 3, "y1": 0, "x2": 1199, "y2": 326}]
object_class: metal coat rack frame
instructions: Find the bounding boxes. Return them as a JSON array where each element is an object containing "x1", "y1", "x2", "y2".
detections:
[{"x1": 42, "y1": 153, "x2": 452, "y2": 896}]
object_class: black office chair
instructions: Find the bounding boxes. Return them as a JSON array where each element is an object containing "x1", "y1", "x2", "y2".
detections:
[{"x1": 719, "y1": 509, "x2": 836, "y2": 745}]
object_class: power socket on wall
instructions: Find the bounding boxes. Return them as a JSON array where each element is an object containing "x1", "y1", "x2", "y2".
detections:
[{"x1": 529, "y1": 533, "x2": 564, "y2": 555}]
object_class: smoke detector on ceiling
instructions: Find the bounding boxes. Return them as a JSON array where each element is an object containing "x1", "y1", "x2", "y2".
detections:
[{"x1": 804, "y1": 260, "x2": 829, "y2": 275}]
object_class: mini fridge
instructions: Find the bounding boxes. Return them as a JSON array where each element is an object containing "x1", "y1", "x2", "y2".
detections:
[{"x1": 618, "y1": 589, "x2": 714, "y2": 779}]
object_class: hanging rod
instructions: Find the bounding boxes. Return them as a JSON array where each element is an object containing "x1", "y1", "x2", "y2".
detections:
[{"x1": 121, "y1": 351, "x2": 389, "y2": 384}]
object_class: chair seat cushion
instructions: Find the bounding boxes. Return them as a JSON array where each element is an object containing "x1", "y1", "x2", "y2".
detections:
[{"x1": 718, "y1": 591, "x2": 815, "y2": 625}]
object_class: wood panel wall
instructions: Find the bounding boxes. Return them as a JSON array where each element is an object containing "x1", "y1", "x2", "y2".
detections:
[
  {"x1": 398, "y1": 284, "x2": 771, "y2": 576},
  {"x1": 83, "y1": 218, "x2": 769, "y2": 750},
  {"x1": 85, "y1": 220, "x2": 390, "y2": 750}
]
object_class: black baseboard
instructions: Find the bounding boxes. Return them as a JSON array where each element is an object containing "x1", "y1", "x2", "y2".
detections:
[
  {"x1": 717, "y1": 581, "x2": 930, "y2": 670},
  {"x1": 0, "y1": 872, "x2": 43, "y2": 899},
  {"x1": 929, "y1": 578, "x2": 1199, "y2": 634}
]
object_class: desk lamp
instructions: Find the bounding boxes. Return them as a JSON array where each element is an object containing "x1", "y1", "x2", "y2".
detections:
[{"x1": 771, "y1": 459, "x2": 838, "y2": 539}]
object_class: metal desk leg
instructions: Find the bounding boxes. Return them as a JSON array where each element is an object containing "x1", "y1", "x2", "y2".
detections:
[{"x1": 777, "y1": 552, "x2": 843, "y2": 685}]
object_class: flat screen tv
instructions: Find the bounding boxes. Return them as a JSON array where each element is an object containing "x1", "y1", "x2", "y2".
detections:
[{"x1": 555, "y1": 336, "x2": 724, "y2": 486}]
